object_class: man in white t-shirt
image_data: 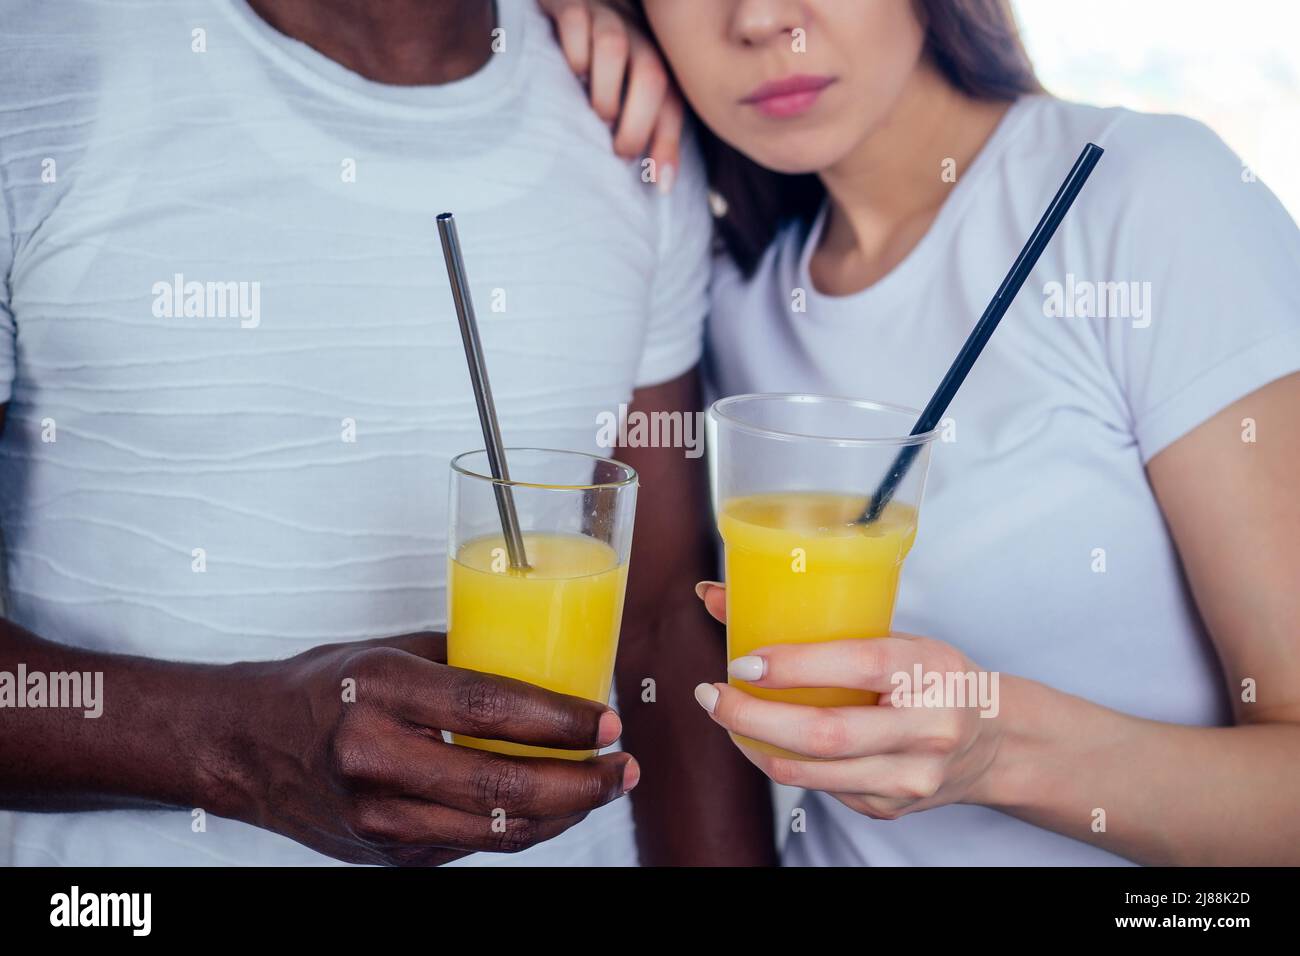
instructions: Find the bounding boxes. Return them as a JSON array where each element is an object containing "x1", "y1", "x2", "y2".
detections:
[{"x1": 0, "y1": 0, "x2": 775, "y2": 866}]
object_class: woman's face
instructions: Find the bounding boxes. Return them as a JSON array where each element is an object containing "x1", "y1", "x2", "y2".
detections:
[{"x1": 643, "y1": 0, "x2": 927, "y2": 173}]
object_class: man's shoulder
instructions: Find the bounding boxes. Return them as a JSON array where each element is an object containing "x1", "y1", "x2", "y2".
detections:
[
  {"x1": 510, "y1": 6, "x2": 715, "y2": 262},
  {"x1": 0, "y1": 0, "x2": 181, "y2": 90}
]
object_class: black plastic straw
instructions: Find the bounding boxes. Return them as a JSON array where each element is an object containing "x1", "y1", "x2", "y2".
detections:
[
  {"x1": 861, "y1": 142, "x2": 1104, "y2": 523},
  {"x1": 437, "y1": 212, "x2": 529, "y2": 569}
]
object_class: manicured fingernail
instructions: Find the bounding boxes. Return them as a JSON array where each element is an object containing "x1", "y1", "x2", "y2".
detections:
[
  {"x1": 694, "y1": 683, "x2": 719, "y2": 714},
  {"x1": 621, "y1": 758, "x2": 641, "y2": 794},
  {"x1": 694, "y1": 580, "x2": 722, "y2": 600},
  {"x1": 658, "y1": 163, "x2": 676, "y2": 195},
  {"x1": 729, "y1": 655, "x2": 766, "y2": 682},
  {"x1": 597, "y1": 710, "x2": 622, "y2": 747}
]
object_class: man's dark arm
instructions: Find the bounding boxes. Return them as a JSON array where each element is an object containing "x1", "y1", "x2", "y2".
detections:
[
  {"x1": 0, "y1": 617, "x2": 251, "y2": 815},
  {"x1": 0, "y1": 620, "x2": 633, "y2": 864},
  {"x1": 615, "y1": 369, "x2": 778, "y2": 865}
]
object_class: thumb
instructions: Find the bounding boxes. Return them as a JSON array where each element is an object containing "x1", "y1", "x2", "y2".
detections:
[{"x1": 694, "y1": 581, "x2": 727, "y2": 623}]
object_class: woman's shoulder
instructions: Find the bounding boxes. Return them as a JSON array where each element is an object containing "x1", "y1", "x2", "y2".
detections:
[
  {"x1": 1012, "y1": 95, "x2": 1260, "y2": 220},
  {"x1": 1005, "y1": 94, "x2": 1299, "y2": 294},
  {"x1": 1016, "y1": 94, "x2": 1232, "y2": 159}
]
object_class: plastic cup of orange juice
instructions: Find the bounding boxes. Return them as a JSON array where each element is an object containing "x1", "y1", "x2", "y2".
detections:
[
  {"x1": 708, "y1": 394, "x2": 938, "y2": 758},
  {"x1": 446, "y1": 448, "x2": 637, "y2": 760}
]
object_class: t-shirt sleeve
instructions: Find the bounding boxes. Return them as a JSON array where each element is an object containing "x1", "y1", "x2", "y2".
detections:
[
  {"x1": 634, "y1": 128, "x2": 712, "y2": 388},
  {"x1": 1097, "y1": 113, "x2": 1300, "y2": 462},
  {"x1": 0, "y1": 179, "x2": 15, "y2": 406}
]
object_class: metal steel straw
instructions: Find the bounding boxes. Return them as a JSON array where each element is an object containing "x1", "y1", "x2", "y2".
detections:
[{"x1": 436, "y1": 212, "x2": 529, "y2": 569}]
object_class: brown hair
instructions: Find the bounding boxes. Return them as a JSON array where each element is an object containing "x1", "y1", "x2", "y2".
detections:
[{"x1": 616, "y1": 0, "x2": 1042, "y2": 276}]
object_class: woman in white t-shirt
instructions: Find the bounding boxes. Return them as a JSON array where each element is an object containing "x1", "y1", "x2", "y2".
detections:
[{"x1": 542, "y1": 0, "x2": 1300, "y2": 865}]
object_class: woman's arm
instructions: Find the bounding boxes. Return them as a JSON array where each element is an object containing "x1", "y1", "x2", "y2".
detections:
[
  {"x1": 983, "y1": 370, "x2": 1300, "y2": 864},
  {"x1": 694, "y1": 372, "x2": 1300, "y2": 864}
]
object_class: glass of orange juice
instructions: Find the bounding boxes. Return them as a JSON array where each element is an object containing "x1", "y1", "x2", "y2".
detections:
[
  {"x1": 446, "y1": 448, "x2": 637, "y2": 760},
  {"x1": 708, "y1": 394, "x2": 938, "y2": 758}
]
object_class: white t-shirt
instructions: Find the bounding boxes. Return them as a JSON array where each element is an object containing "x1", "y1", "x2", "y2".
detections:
[
  {"x1": 707, "y1": 94, "x2": 1300, "y2": 866},
  {"x1": 0, "y1": 0, "x2": 711, "y2": 866}
]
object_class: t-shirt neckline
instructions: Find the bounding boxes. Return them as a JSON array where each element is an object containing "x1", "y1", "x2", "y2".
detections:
[
  {"x1": 797, "y1": 93, "x2": 1042, "y2": 313},
  {"x1": 218, "y1": 0, "x2": 525, "y2": 118}
]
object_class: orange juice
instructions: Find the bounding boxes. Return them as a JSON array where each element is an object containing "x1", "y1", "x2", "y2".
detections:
[
  {"x1": 447, "y1": 531, "x2": 627, "y2": 759},
  {"x1": 718, "y1": 492, "x2": 917, "y2": 756}
]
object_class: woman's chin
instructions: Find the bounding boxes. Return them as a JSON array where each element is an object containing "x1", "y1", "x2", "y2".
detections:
[
  {"x1": 736, "y1": 135, "x2": 855, "y2": 177},
  {"x1": 741, "y1": 147, "x2": 832, "y2": 177}
]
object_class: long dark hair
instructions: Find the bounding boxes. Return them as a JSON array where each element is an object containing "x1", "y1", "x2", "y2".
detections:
[{"x1": 616, "y1": 0, "x2": 1042, "y2": 276}]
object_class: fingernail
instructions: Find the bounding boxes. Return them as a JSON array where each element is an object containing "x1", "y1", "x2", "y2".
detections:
[
  {"x1": 621, "y1": 757, "x2": 641, "y2": 794},
  {"x1": 597, "y1": 710, "x2": 622, "y2": 747},
  {"x1": 658, "y1": 163, "x2": 676, "y2": 195},
  {"x1": 694, "y1": 683, "x2": 719, "y2": 714},
  {"x1": 728, "y1": 655, "x2": 766, "y2": 682},
  {"x1": 694, "y1": 580, "x2": 722, "y2": 601}
]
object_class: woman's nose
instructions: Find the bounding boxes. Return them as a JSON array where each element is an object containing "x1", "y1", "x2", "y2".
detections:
[{"x1": 729, "y1": 0, "x2": 806, "y2": 48}]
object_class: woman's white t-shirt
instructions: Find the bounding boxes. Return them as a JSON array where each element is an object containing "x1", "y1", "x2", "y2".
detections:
[{"x1": 706, "y1": 94, "x2": 1300, "y2": 866}]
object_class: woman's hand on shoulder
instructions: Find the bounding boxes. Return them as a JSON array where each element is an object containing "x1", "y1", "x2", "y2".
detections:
[{"x1": 539, "y1": 0, "x2": 684, "y2": 191}]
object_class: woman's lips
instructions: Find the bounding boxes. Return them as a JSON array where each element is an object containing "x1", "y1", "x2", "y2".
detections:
[{"x1": 740, "y1": 74, "x2": 836, "y2": 118}]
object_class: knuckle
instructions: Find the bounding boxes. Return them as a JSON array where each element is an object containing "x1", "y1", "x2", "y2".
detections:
[
  {"x1": 867, "y1": 801, "x2": 907, "y2": 821},
  {"x1": 550, "y1": 704, "x2": 594, "y2": 747},
  {"x1": 473, "y1": 757, "x2": 530, "y2": 812},
  {"x1": 765, "y1": 757, "x2": 805, "y2": 788},
  {"x1": 457, "y1": 675, "x2": 513, "y2": 735},
  {"x1": 384, "y1": 845, "x2": 441, "y2": 868},
  {"x1": 577, "y1": 764, "x2": 614, "y2": 808},
  {"x1": 631, "y1": 55, "x2": 667, "y2": 92},
  {"x1": 557, "y1": 2, "x2": 588, "y2": 25},
  {"x1": 922, "y1": 714, "x2": 964, "y2": 754},
  {"x1": 642, "y1": 71, "x2": 668, "y2": 101},
  {"x1": 802, "y1": 711, "x2": 849, "y2": 759},
  {"x1": 592, "y1": 25, "x2": 629, "y2": 58},
  {"x1": 349, "y1": 646, "x2": 403, "y2": 695},
  {"x1": 494, "y1": 817, "x2": 540, "y2": 854},
  {"x1": 915, "y1": 636, "x2": 963, "y2": 675},
  {"x1": 557, "y1": 7, "x2": 590, "y2": 42},
  {"x1": 331, "y1": 724, "x2": 377, "y2": 786},
  {"x1": 348, "y1": 800, "x2": 396, "y2": 846},
  {"x1": 935, "y1": 646, "x2": 967, "y2": 676},
  {"x1": 904, "y1": 765, "x2": 944, "y2": 800},
  {"x1": 944, "y1": 711, "x2": 966, "y2": 746},
  {"x1": 724, "y1": 691, "x2": 752, "y2": 727},
  {"x1": 852, "y1": 640, "x2": 886, "y2": 679}
]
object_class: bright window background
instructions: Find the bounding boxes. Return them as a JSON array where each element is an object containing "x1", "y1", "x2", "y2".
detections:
[{"x1": 1014, "y1": 0, "x2": 1300, "y2": 217}]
